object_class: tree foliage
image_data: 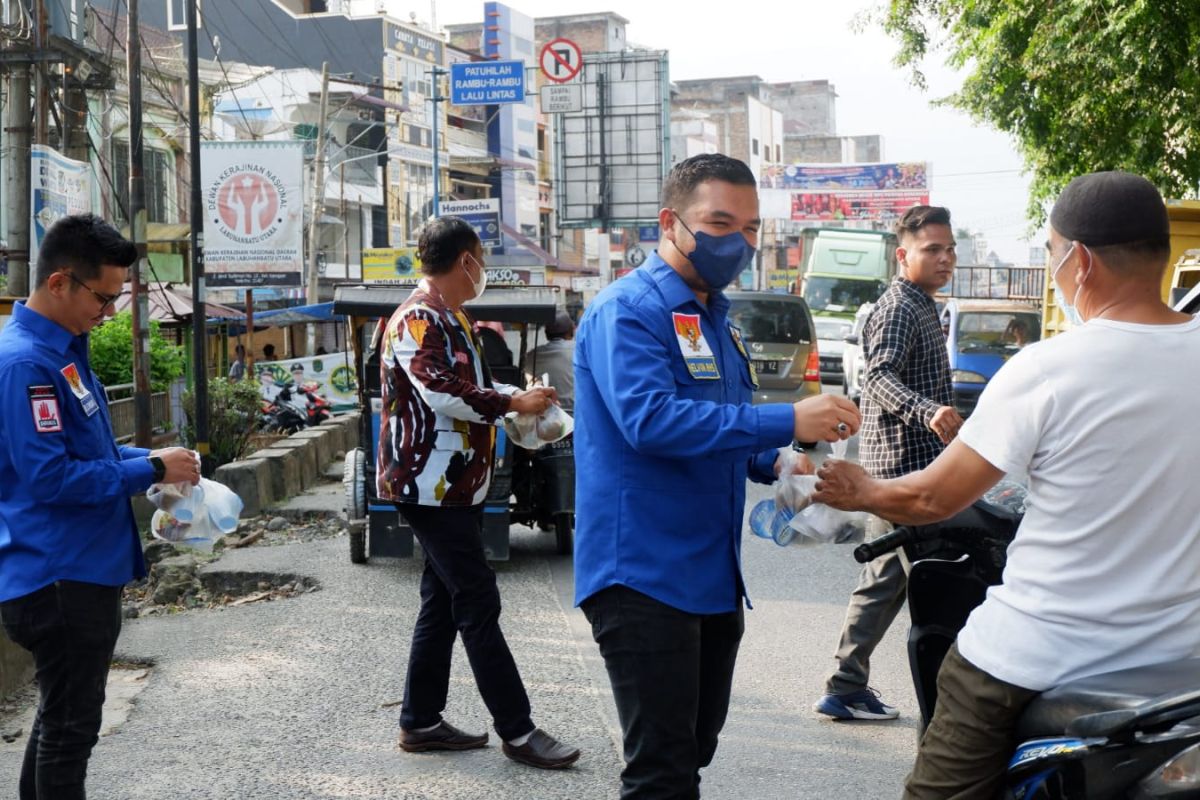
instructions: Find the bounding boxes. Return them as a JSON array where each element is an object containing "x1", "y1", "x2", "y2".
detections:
[
  {"x1": 879, "y1": 0, "x2": 1200, "y2": 223},
  {"x1": 89, "y1": 310, "x2": 186, "y2": 392}
]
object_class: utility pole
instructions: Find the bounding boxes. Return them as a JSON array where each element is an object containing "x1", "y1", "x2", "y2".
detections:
[
  {"x1": 33, "y1": 0, "x2": 47, "y2": 147},
  {"x1": 5, "y1": 66, "x2": 32, "y2": 297},
  {"x1": 430, "y1": 66, "x2": 446, "y2": 218},
  {"x1": 186, "y1": 0, "x2": 209, "y2": 470},
  {"x1": 128, "y1": 0, "x2": 153, "y2": 447},
  {"x1": 305, "y1": 61, "x2": 329, "y2": 356}
]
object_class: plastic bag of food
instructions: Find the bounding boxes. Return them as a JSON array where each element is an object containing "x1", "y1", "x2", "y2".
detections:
[
  {"x1": 147, "y1": 478, "x2": 244, "y2": 552},
  {"x1": 504, "y1": 404, "x2": 574, "y2": 450}
]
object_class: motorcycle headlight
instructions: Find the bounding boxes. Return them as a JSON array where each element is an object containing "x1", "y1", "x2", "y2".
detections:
[
  {"x1": 952, "y1": 369, "x2": 988, "y2": 384},
  {"x1": 1137, "y1": 741, "x2": 1200, "y2": 796}
]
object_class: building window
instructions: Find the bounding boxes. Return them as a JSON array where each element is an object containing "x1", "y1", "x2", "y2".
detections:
[
  {"x1": 752, "y1": 138, "x2": 759, "y2": 157},
  {"x1": 110, "y1": 142, "x2": 174, "y2": 224},
  {"x1": 405, "y1": 163, "x2": 433, "y2": 242},
  {"x1": 775, "y1": 144, "x2": 781, "y2": 163}
]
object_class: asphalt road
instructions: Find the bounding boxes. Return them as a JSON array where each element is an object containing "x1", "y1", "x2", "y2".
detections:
[{"x1": 0, "y1": 405, "x2": 918, "y2": 798}]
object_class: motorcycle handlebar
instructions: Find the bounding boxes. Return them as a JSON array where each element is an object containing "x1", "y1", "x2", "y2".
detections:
[{"x1": 853, "y1": 528, "x2": 914, "y2": 563}]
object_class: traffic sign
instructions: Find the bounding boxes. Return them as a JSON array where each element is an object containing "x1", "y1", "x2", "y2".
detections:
[
  {"x1": 449, "y1": 60, "x2": 525, "y2": 105},
  {"x1": 539, "y1": 37, "x2": 582, "y2": 83},
  {"x1": 438, "y1": 198, "x2": 502, "y2": 247},
  {"x1": 540, "y1": 84, "x2": 582, "y2": 114}
]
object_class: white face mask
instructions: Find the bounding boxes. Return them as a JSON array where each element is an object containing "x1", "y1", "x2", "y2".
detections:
[
  {"x1": 1051, "y1": 243, "x2": 1085, "y2": 326},
  {"x1": 463, "y1": 253, "x2": 487, "y2": 300}
]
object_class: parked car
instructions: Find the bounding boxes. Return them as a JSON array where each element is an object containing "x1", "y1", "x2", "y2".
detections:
[
  {"x1": 940, "y1": 299, "x2": 1042, "y2": 417},
  {"x1": 726, "y1": 291, "x2": 822, "y2": 405},
  {"x1": 840, "y1": 301, "x2": 874, "y2": 404}
]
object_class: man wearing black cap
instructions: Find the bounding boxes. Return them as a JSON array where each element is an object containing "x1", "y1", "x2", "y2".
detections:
[
  {"x1": 811, "y1": 171, "x2": 1200, "y2": 798},
  {"x1": 527, "y1": 311, "x2": 575, "y2": 412}
]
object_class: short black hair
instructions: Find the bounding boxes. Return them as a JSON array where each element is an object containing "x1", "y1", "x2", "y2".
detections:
[
  {"x1": 662, "y1": 154, "x2": 756, "y2": 212},
  {"x1": 1090, "y1": 238, "x2": 1173, "y2": 275},
  {"x1": 35, "y1": 213, "x2": 137, "y2": 288},
  {"x1": 894, "y1": 205, "x2": 952, "y2": 242},
  {"x1": 416, "y1": 216, "x2": 480, "y2": 276}
]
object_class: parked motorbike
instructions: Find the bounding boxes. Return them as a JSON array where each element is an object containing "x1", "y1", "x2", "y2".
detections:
[
  {"x1": 259, "y1": 384, "x2": 330, "y2": 433},
  {"x1": 854, "y1": 485, "x2": 1200, "y2": 799}
]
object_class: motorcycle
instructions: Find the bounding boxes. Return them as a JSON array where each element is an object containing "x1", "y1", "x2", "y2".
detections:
[
  {"x1": 853, "y1": 484, "x2": 1200, "y2": 799},
  {"x1": 259, "y1": 383, "x2": 331, "y2": 433}
]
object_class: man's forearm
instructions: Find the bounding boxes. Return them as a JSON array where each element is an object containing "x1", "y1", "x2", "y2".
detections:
[{"x1": 860, "y1": 471, "x2": 960, "y2": 526}]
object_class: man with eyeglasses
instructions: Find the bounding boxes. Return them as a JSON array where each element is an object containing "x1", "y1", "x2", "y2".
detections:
[{"x1": 0, "y1": 214, "x2": 200, "y2": 799}]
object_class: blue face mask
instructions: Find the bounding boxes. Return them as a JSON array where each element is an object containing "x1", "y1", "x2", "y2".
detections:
[
  {"x1": 1051, "y1": 243, "x2": 1085, "y2": 326},
  {"x1": 671, "y1": 211, "x2": 756, "y2": 291}
]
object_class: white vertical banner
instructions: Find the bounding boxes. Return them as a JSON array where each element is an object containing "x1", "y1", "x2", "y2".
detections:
[
  {"x1": 201, "y1": 141, "x2": 305, "y2": 288},
  {"x1": 30, "y1": 145, "x2": 93, "y2": 267}
]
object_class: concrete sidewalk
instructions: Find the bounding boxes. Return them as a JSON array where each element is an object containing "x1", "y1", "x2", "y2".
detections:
[{"x1": 0, "y1": 518, "x2": 623, "y2": 798}]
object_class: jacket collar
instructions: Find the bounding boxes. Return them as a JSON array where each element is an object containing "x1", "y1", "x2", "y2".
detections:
[
  {"x1": 12, "y1": 301, "x2": 78, "y2": 355},
  {"x1": 645, "y1": 251, "x2": 731, "y2": 319}
]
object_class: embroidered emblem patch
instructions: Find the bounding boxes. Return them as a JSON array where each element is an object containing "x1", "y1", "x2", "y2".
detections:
[
  {"x1": 729, "y1": 325, "x2": 759, "y2": 389},
  {"x1": 28, "y1": 386, "x2": 63, "y2": 433},
  {"x1": 60, "y1": 363, "x2": 98, "y2": 416},
  {"x1": 672, "y1": 312, "x2": 720, "y2": 380}
]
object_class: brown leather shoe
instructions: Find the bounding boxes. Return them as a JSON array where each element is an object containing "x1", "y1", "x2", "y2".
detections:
[
  {"x1": 501, "y1": 728, "x2": 580, "y2": 769},
  {"x1": 398, "y1": 720, "x2": 488, "y2": 752}
]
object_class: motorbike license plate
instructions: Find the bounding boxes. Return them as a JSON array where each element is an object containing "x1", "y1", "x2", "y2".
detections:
[{"x1": 753, "y1": 360, "x2": 779, "y2": 375}]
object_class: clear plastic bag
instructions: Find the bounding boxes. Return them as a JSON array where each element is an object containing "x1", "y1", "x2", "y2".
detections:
[
  {"x1": 146, "y1": 477, "x2": 244, "y2": 552},
  {"x1": 504, "y1": 404, "x2": 574, "y2": 450},
  {"x1": 770, "y1": 450, "x2": 867, "y2": 546}
]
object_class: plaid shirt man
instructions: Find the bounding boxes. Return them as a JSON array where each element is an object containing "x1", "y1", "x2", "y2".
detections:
[{"x1": 859, "y1": 276, "x2": 952, "y2": 479}]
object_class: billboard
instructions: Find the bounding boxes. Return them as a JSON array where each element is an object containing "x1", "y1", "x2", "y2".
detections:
[
  {"x1": 256, "y1": 353, "x2": 358, "y2": 412},
  {"x1": 438, "y1": 198, "x2": 501, "y2": 247},
  {"x1": 201, "y1": 141, "x2": 305, "y2": 288},
  {"x1": 555, "y1": 50, "x2": 670, "y2": 228},
  {"x1": 30, "y1": 145, "x2": 93, "y2": 267},
  {"x1": 761, "y1": 162, "x2": 928, "y2": 191},
  {"x1": 790, "y1": 190, "x2": 930, "y2": 224},
  {"x1": 363, "y1": 247, "x2": 422, "y2": 285}
]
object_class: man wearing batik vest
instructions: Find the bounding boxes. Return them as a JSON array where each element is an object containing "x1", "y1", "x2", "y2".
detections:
[{"x1": 377, "y1": 215, "x2": 580, "y2": 770}]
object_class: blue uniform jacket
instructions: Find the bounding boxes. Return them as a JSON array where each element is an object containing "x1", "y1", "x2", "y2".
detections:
[
  {"x1": 573, "y1": 253, "x2": 796, "y2": 615},
  {"x1": 0, "y1": 303, "x2": 153, "y2": 603}
]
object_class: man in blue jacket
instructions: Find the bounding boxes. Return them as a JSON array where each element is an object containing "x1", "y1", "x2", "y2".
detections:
[
  {"x1": 0, "y1": 214, "x2": 199, "y2": 799},
  {"x1": 574, "y1": 154, "x2": 861, "y2": 799}
]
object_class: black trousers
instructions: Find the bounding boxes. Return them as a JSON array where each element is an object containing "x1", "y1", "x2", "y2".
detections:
[
  {"x1": 582, "y1": 585, "x2": 745, "y2": 800},
  {"x1": 0, "y1": 580, "x2": 123, "y2": 800},
  {"x1": 398, "y1": 503, "x2": 534, "y2": 742}
]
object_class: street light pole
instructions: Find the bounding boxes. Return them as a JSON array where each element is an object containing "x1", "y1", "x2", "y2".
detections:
[
  {"x1": 429, "y1": 67, "x2": 446, "y2": 219},
  {"x1": 306, "y1": 62, "x2": 330, "y2": 356},
  {"x1": 186, "y1": 0, "x2": 209, "y2": 471}
]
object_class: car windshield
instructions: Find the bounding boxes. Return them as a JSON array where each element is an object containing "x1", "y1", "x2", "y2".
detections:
[
  {"x1": 729, "y1": 299, "x2": 812, "y2": 343},
  {"x1": 956, "y1": 312, "x2": 1041, "y2": 353},
  {"x1": 803, "y1": 277, "x2": 886, "y2": 314}
]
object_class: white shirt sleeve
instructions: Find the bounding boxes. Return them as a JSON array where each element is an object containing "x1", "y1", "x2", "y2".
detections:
[{"x1": 957, "y1": 347, "x2": 1055, "y2": 477}]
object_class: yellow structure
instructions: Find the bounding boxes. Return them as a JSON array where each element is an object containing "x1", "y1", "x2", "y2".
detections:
[{"x1": 1043, "y1": 198, "x2": 1200, "y2": 338}]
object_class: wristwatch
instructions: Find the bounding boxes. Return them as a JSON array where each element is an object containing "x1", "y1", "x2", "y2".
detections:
[{"x1": 149, "y1": 456, "x2": 166, "y2": 483}]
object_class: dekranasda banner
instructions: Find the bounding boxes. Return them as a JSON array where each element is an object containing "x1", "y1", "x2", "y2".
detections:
[
  {"x1": 255, "y1": 352, "x2": 358, "y2": 412},
  {"x1": 201, "y1": 141, "x2": 305, "y2": 288},
  {"x1": 31, "y1": 146, "x2": 93, "y2": 267}
]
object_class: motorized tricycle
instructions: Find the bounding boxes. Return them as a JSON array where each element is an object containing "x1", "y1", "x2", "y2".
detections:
[{"x1": 332, "y1": 283, "x2": 575, "y2": 563}]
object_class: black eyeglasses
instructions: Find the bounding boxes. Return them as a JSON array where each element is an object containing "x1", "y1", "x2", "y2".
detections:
[{"x1": 61, "y1": 272, "x2": 126, "y2": 311}]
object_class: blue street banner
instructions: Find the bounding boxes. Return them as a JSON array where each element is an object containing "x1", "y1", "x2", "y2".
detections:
[
  {"x1": 760, "y1": 162, "x2": 928, "y2": 191},
  {"x1": 438, "y1": 198, "x2": 502, "y2": 247},
  {"x1": 450, "y1": 60, "x2": 525, "y2": 105}
]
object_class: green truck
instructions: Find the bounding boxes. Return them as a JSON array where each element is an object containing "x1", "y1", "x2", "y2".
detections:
[{"x1": 798, "y1": 228, "x2": 898, "y2": 383}]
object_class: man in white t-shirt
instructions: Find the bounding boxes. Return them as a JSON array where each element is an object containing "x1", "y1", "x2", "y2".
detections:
[{"x1": 813, "y1": 170, "x2": 1200, "y2": 799}]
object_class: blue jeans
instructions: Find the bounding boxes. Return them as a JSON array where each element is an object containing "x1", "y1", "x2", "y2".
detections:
[
  {"x1": 1, "y1": 580, "x2": 123, "y2": 800},
  {"x1": 582, "y1": 585, "x2": 744, "y2": 800}
]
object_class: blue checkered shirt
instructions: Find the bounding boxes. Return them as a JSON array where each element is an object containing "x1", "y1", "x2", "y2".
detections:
[{"x1": 859, "y1": 277, "x2": 952, "y2": 479}]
